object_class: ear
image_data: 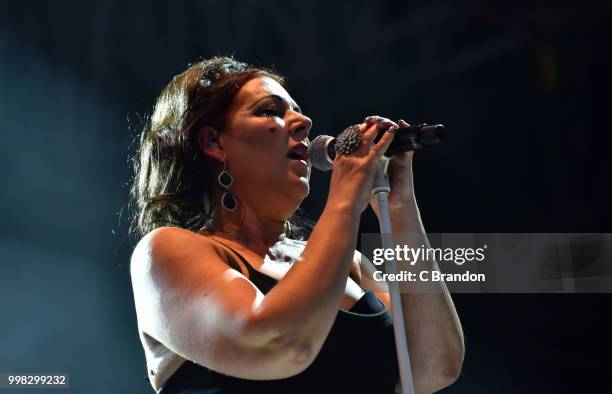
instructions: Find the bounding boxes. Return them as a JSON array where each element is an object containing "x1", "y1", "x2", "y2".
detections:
[{"x1": 197, "y1": 126, "x2": 224, "y2": 162}]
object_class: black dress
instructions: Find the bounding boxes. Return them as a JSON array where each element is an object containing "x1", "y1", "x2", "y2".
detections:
[{"x1": 158, "y1": 244, "x2": 399, "y2": 394}]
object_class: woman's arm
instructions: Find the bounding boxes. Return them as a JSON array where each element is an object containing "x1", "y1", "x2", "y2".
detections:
[{"x1": 364, "y1": 117, "x2": 464, "y2": 393}]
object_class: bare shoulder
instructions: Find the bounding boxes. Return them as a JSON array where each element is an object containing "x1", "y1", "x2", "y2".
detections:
[
  {"x1": 130, "y1": 227, "x2": 234, "y2": 308},
  {"x1": 132, "y1": 226, "x2": 204, "y2": 258},
  {"x1": 130, "y1": 226, "x2": 261, "y2": 345},
  {"x1": 131, "y1": 227, "x2": 216, "y2": 271}
]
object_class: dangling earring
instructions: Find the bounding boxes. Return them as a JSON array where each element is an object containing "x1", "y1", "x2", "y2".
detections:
[{"x1": 218, "y1": 156, "x2": 237, "y2": 211}]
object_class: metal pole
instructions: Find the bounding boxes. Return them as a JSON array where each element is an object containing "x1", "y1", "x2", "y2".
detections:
[{"x1": 371, "y1": 158, "x2": 415, "y2": 394}]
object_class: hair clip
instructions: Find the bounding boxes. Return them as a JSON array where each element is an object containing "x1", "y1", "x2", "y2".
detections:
[
  {"x1": 198, "y1": 78, "x2": 211, "y2": 88},
  {"x1": 198, "y1": 68, "x2": 223, "y2": 88},
  {"x1": 222, "y1": 63, "x2": 241, "y2": 74}
]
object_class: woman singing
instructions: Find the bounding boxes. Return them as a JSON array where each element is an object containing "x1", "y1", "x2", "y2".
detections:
[{"x1": 129, "y1": 57, "x2": 464, "y2": 393}]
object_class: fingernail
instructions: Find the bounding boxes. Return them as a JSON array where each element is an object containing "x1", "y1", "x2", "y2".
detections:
[{"x1": 387, "y1": 126, "x2": 397, "y2": 133}]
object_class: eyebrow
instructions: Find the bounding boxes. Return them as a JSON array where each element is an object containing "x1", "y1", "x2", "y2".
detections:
[{"x1": 249, "y1": 94, "x2": 302, "y2": 113}]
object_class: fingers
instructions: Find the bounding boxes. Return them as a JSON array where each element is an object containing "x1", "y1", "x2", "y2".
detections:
[
  {"x1": 360, "y1": 122, "x2": 380, "y2": 147},
  {"x1": 397, "y1": 119, "x2": 411, "y2": 128},
  {"x1": 370, "y1": 125, "x2": 396, "y2": 159},
  {"x1": 366, "y1": 115, "x2": 412, "y2": 130},
  {"x1": 361, "y1": 115, "x2": 397, "y2": 146},
  {"x1": 365, "y1": 115, "x2": 399, "y2": 130},
  {"x1": 365, "y1": 115, "x2": 398, "y2": 139}
]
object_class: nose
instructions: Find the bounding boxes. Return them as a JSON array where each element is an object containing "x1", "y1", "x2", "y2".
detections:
[{"x1": 289, "y1": 111, "x2": 312, "y2": 142}]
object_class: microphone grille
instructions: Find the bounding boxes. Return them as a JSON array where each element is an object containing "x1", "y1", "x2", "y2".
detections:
[{"x1": 308, "y1": 135, "x2": 333, "y2": 171}]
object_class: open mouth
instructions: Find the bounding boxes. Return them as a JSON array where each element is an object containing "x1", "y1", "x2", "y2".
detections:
[{"x1": 287, "y1": 143, "x2": 309, "y2": 162}]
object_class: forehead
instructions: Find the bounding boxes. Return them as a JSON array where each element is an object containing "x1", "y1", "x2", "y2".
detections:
[{"x1": 233, "y1": 76, "x2": 297, "y2": 108}]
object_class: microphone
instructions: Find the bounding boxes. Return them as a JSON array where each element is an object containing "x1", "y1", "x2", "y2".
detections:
[{"x1": 308, "y1": 123, "x2": 446, "y2": 171}]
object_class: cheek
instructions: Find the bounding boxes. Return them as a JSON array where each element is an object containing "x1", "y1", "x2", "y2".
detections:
[
  {"x1": 229, "y1": 139, "x2": 284, "y2": 176},
  {"x1": 224, "y1": 119, "x2": 289, "y2": 179},
  {"x1": 241, "y1": 137, "x2": 283, "y2": 159},
  {"x1": 236, "y1": 118, "x2": 284, "y2": 143}
]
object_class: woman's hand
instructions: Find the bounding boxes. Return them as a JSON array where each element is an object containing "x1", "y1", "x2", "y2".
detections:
[
  {"x1": 326, "y1": 118, "x2": 397, "y2": 215},
  {"x1": 365, "y1": 118, "x2": 418, "y2": 219}
]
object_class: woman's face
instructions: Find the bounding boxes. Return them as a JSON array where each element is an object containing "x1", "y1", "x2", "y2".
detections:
[{"x1": 218, "y1": 76, "x2": 312, "y2": 219}]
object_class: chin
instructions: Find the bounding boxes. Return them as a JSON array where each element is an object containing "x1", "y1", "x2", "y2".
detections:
[
  {"x1": 279, "y1": 178, "x2": 309, "y2": 212},
  {"x1": 274, "y1": 172, "x2": 309, "y2": 209},
  {"x1": 299, "y1": 175, "x2": 310, "y2": 192},
  {"x1": 294, "y1": 175, "x2": 310, "y2": 198}
]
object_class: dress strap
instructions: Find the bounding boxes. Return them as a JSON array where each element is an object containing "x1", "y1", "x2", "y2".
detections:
[{"x1": 206, "y1": 236, "x2": 278, "y2": 295}]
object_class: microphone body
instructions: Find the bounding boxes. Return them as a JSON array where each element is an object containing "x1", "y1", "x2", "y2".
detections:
[{"x1": 308, "y1": 123, "x2": 445, "y2": 171}]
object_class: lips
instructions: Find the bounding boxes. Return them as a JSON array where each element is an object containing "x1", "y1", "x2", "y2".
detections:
[{"x1": 287, "y1": 143, "x2": 309, "y2": 161}]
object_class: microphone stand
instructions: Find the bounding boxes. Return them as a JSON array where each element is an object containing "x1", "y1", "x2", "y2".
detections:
[{"x1": 371, "y1": 158, "x2": 415, "y2": 394}]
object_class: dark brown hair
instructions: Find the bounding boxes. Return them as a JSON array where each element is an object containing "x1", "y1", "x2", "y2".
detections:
[{"x1": 129, "y1": 57, "x2": 310, "y2": 240}]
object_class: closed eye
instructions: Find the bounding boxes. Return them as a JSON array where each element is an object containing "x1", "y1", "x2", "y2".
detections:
[{"x1": 255, "y1": 107, "x2": 283, "y2": 118}]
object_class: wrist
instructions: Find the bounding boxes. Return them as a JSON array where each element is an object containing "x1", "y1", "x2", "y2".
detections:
[{"x1": 323, "y1": 197, "x2": 363, "y2": 219}]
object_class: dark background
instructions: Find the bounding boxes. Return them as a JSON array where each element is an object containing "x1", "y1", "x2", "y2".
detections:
[{"x1": 1, "y1": 1, "x2": 611, "y2": 393}]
